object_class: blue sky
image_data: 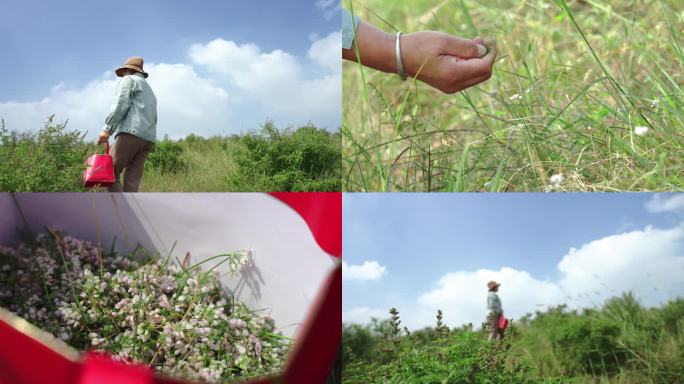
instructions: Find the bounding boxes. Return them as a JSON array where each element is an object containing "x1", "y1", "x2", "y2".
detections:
[
  {"x1": 343, "y1": 193, "x2": 684, "y2": 329},
  {"x1": 0, "y1": 0, "x2": 341, "y2": 139}
]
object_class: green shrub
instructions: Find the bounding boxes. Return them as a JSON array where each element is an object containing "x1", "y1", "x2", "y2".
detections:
[
  {"x1": 0, "y1": 118, "x2": 340, "y2": 192},
  {"x1": 344, "y1": 295, "x2": 684, "y2": 383},
  {"x1": 343, "y1": 309, "x2": 558, "y2": 384},
  {"x1": 0, "y1": 116, "x2": 88, "y2": 191},
  {"x1": 145, "y1": 140, "x2": 188, "y2": 174},
  {"x1": 659, "y1": 298, "x2": 684, "y2": 336},
  {"x1": 549, "y1": 315, "x2": 628, "y2": 375},
  {"x1": 228, "y1": 122, "x2": 341, "y2": 191},
  {"x1": 342, "y1": 323, "x2": 376, "y2": 364}
]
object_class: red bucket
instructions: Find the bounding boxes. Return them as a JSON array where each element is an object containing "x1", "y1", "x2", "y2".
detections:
[
  {"x1": 84, "y1": 143, "x2": 114, "y2": 189},
  {"x1": 498, "y1": 314, "x2": 509, "y2": 330}
]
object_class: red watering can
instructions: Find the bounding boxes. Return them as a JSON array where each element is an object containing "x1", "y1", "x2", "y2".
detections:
[
  {"x1": 498, "y1": 314, "x2": 509, "y2": 331},
  {"x1": 84, "y1": 143, "x2": 115, "y2": 189}
]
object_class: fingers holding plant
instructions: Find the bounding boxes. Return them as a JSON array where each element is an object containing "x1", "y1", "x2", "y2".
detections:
[{"x1": 400, "y1": 32, "x2": 497, "y2": 94}]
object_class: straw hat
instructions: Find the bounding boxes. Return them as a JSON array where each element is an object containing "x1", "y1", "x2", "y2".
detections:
[
  {"x1": 115, "y1": 57, "x2": 149, "y2": 78},
  {"x1": 487, "y1": 280, "x2": 501, "y2": 290}
]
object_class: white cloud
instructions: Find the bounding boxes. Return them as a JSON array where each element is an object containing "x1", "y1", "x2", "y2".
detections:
[
  {"x1": 308, "y1": 31, "x2": 341, "y2": 74},
  {"x1": 189, "y1": 33, "x2": 341, "y2": 128},
  {"x1": 557, "y1": 224, "x2": 684, "y2": 307},
  {"x1": 0, "y1": 32, "x2": 340, "y2": 140},
  {"x1": 0, "y1": 74, "x2": 117, "y2": 138},
  {"x1": 0, "y1": 65, "x2": 230, "y2": 140},
  {"x1": 646, "y1": 194, "x2": 684, "y2": 213},
  {"x1": 315, "y1": 0, "x2": 341, "y2": 20},
  {"x1": 343, "y1": 260, "x2": 388, "y2": 281},
  {"x1": 190, "y1": 39, "x2": 302, "y2": 94},
  {"x1": 343, "y1": 306, "x2": 388, "y2": 324},
  {"x1": 146, "y1": 63, "x2": 230, "y2": 139},
  {"x1": 387, "y1": 224, "x2": 684, "y2": 330},
  {"x1": 416, "y1": 267, "x2": 563, "y2": 330},
  {"x1": 315, "y1": 0, "x2": 336, "y2": 9}
]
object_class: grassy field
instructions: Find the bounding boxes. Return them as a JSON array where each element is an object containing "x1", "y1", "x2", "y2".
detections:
[
  {"x1": 0, "y1": 117, "x2": 341, "y2": 192},
  {"x1": 342, "y1": 293, "x2": 684, "y2": 383},
  {"x1": 342, "y1": 0, "x2": 684, "y2": 191}
]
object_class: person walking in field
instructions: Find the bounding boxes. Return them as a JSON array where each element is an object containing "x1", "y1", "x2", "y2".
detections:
[
  {"x1": 486, "y1": 280, "x2": 505, "y2": 341},
  {"x1": 342, "y1": 10, "x2": 497, "y2": 94},
  {"x1": 98, "y1": 57, "x2": 157, "y2": 192}
]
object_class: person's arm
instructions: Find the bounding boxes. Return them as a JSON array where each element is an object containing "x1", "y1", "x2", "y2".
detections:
[
  {"x1": 99, "y1": 76, "x2": 134, "y2": 142},
  {"x1": 342, "y1": 19, "x2": 397, "y2": 74},
  {"x1": 342, "y1": 15, "x2": 497, "y2": 94}
]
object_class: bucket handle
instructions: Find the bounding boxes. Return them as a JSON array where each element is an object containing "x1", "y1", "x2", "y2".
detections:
[{"x1": 94, "y1": 142, "x2": 110, "y2": 155}]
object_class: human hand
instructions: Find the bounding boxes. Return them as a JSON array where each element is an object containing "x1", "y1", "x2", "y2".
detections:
[
  {"x1": 98, "y1": 130, "x2": 110, "y2": 144},
  {"x1": 400, "y1": 33, "x2": 497, "y2": 94}
]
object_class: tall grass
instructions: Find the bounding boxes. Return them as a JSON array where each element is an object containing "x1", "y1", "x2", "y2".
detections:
[
  {"x1": 342, "y1": 293, "x2": 684, "y2": 383},
  {"x1": 0, "y1": 118, "x2": 341, "y2": 192},
  {"x1": 342, "y1": 0, "x2": 684, "y2": 191}
]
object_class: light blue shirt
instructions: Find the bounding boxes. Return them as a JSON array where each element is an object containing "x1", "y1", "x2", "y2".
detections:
[
  {"x1": 487, "y1": 291, "x2": 502, "y2": 315},
  {"x1": 342, "y1": 9, "x2": 360, "y2": 50},
  {"x1": 104, "y1": 73, "x2": 157, "y2": 143}
]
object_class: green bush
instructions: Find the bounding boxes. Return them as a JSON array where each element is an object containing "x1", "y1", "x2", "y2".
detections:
[
  {"x1": 0, "y1": 118, "x2": 341, "y2": 192},
  {"x1": 342, "y1": 323, "x2": 376, "y2": 363},
  {"x1": 145, "y1": 140, "x2": 188, "y2": 174},
  {"x1": 549, "y1": 315, "x2": 628, "y2": 375},
  {"x1": 344, "y1": 295, "x2": 684, "y2": 383},
  {"x1": 228, "y1": 122, "x2": 341, "y2": 191},
  {"x1": 659, "y1": 298, "x2": 684, "y2": 336},
  {"x1": 0, "y1": 116, "x2": 88, "y2": 191},
  {"x1": 343, "y1": 310, "x2": 557, "y2": 384}
]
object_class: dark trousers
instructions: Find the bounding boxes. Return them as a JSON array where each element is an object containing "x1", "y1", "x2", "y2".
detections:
[
  {"x1": 108, "y1": 133, "x2": 154, "y2": 192},
  {"x1": 487, "y1": 312, "x2": 504, "y2": 340}
]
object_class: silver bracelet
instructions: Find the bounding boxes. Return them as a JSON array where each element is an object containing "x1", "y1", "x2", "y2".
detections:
[{"x1": 395, "y1": 31, "x2": 407, "y2": 81}]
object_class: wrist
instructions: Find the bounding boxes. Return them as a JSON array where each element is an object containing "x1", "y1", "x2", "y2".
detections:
[
  {"x1": 381, "y1": 30, "x2": 398, "y2": 74},
  {"x1": 397, "y1": 32, "x2": 416, "y2": 78},
  {"x1": 395, "y1": 32, "x2": 408, "y2": 80}
]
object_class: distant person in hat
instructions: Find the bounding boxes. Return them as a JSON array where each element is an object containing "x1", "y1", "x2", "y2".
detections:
[
  {"x1": 98, "y1": 57, "x2": 157, "y2": 192},
  {"x1": 486, "y1": 280, "x2": 504, "y2": 340}
]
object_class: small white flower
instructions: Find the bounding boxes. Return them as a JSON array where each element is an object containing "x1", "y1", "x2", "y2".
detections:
[
  {"x1": 634, "y1": 126, "x2": 649, "y2": 136},
  {"x1": 508, "y1": 93, "x2": 522, "y2": 101},
  {"x1": 650, "y1": 99, "x2": 659, "y2": 108},
  {"x1": 549, "y1": 173, "x2": 564, "y2": 186}
]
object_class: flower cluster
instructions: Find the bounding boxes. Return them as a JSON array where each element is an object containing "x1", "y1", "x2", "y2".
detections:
[
  {"x1": 0, "y1": 230, "x2": 135, "y2": 341},
  {"x1": 0, "y1": 231, "x2": 289, "y2": 383}
]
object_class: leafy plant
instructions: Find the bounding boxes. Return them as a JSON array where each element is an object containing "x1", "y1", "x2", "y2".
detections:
[
  {"x1": 228, "y1": 122, "x2": 341, "y2": 191},
  {"x1": 145, "y1": 139, "x2": 188, "y2": 174},
  {"x1": 0, "y1": 116, "x2": 89, "y2": 191},
  {"x1": 0, "y1": 117, "x2": 341, "y2": 192},
  {"x1": 344, "y1": 308, "x2": 556, "y2": 383},
  {"x1": 343, "y1": 296, "x2": 684, "y2": 383}
]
